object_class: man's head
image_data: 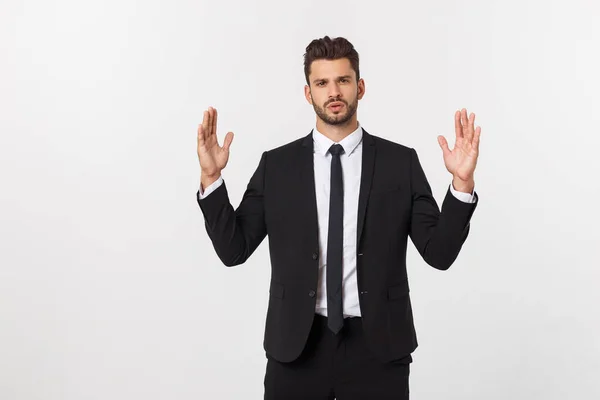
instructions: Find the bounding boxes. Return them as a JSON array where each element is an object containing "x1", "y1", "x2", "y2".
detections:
[{"x1": 303, "y1": 36, "x2": 365, "y2": 127}]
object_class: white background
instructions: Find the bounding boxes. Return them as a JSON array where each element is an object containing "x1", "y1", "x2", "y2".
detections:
[{"x1": 1, "y1": 0, "x2": 599, "y2": 399}]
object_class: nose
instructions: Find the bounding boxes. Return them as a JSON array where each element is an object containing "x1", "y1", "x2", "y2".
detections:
[{"x1": 328, "y1": 82, "x2": 341, "y2": 99}]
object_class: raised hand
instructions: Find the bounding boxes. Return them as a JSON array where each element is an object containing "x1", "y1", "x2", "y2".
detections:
[
  {"x1": 197, "y1": 107, "x2": 234, "y2": 178},
  {"x1": 437, "y1": 108, "x2": 481, "y2": 190}
]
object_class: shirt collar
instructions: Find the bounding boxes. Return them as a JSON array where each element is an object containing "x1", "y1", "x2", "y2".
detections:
[{"x1": 312, "y1": 122, "x2": 363, "y2": 157}]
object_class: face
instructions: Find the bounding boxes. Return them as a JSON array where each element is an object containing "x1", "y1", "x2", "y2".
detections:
[{"x1": 304, "y1": 58, "x2": 365, "y2": 126}]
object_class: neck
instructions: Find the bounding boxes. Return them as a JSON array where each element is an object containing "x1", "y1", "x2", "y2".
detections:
[{"x1": 316, "y1": 117, "x2": 359, "y2": 143}]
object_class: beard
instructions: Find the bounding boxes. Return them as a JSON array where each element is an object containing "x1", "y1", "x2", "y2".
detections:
[{"x1": 312, "y1": 95, "x2": 358, "y2": 126}]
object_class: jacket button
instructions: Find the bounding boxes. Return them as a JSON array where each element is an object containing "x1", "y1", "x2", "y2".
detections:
[
  {"x1": 312, "y1": 252, "x2": 318, "y2": 260},
  {"x1": 308, "y1": 290, "x2": 316, "y2": 297}
]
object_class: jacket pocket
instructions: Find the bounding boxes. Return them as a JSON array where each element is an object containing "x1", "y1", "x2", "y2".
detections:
[{"x1": 388, "y1": 281, "x2": 410, "y2": 300}]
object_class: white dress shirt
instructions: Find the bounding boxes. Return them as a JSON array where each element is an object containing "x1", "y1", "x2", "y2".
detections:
[{"x1": 199, "y1": 124, "x2": 476, "y2": 317}]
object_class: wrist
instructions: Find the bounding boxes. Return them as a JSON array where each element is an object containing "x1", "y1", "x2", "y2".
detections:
[
  {"x1": 200, "y1": 171, "x2": 221, "y2": 190},
  {"x1": 452, "y1": 176, "x2": 474, "y2": 193}
]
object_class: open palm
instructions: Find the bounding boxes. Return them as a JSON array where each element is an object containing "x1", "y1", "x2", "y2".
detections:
[
  {"x1": 437, "y1": 108, "x2": 481, "y2": 182},
  {"x1": 197, "y1": 107, "x2": 234, "y2": 177}
]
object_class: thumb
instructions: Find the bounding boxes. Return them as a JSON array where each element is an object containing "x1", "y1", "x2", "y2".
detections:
[
  {"x1": 437, "y1": 135, "x2": 451, "y2": 157},
  {"x1": 222, "y1": 131, "x2": 234, "y2": 152}
]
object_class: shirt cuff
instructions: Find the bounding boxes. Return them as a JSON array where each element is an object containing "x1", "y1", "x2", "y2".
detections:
[
  {"x1": 199, "y1": 176, "x2": 224, "y2": 199},
  {"x1": 449, "y1": 182, "x2": 476, "y2": 204}
]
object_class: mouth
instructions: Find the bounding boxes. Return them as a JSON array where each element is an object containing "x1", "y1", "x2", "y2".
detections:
[{"x1": 328, "y1": 102, "x2": 345, "y2": 111}]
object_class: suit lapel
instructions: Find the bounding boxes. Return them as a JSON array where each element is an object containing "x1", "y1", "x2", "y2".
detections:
[
  {"x1": 300, "y1": 131, "x2": 320, "y2": 246},
  {"x1": 357, "y1": 129, "x2": 376, "y2": 248}
]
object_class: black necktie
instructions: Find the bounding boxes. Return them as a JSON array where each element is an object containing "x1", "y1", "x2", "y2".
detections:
[{"x1": 326, "y1": 143, "x2": 345, "y2": 334}]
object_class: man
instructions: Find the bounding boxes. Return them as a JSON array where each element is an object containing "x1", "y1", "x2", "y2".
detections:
[{"x1": 196, "y1": 36, "x2": 481, "y2": 399}]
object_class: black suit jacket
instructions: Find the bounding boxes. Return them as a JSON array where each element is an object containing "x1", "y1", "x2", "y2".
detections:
[{"x1": 197, "y1": 129, "x2": 478, "y2": 363}]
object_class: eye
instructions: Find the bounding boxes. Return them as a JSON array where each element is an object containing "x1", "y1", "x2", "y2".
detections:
[{"x1": 317, "y1": 81, "x2": 325, "y2": 87}]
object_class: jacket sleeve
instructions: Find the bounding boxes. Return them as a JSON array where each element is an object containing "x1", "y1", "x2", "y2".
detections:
[
  {"x1": 196, "y1": 151, "x2": 268, "y2": 267},
  {"x1": 408, "y1": 148, "x2": 478, "y2": 270}
]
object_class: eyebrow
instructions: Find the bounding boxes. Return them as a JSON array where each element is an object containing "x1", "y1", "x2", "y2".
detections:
[{"x1": 312, "y1": 75, "x2": 353, "y2": 84}]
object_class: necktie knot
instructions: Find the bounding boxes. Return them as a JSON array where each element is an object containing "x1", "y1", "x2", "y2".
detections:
[{"x1": 328, "y1": 144, "x2": 345, "y2": 157}]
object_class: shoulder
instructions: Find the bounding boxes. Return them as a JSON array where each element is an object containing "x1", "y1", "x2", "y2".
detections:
[
  {"x1": 266, "y1": 135, "x2": 307, "y2": 155},
  {"x1": 260, "y1": 132, "x2": 312, "y2": 164},
  {"x1": 364, "y1": 130, "x2": 415, "y2": 157}
]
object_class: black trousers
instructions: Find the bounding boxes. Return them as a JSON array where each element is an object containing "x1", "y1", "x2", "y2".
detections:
[{"x1": 264, "y1": 314, "x2": 411, "y2": 399}]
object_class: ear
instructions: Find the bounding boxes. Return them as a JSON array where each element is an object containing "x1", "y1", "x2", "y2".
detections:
[
  {"x1": 304, "y1": 85, "x2": 313, "y2": 105},
  {"x1": 357, "y1": 78, "x2": 366, "y2": 100}
]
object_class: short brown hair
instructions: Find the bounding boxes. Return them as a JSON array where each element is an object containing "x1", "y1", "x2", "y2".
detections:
[{"x1": 303, "y1": 36, "x2": 360, "y2": 85}]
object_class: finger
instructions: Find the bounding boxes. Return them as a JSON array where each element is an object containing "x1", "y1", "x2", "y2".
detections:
[
  {"x1": 202, "y1": 110, "x2": 210, "y2": 138},
  {"x1": 454, "y1": 110, "x2": 463, "y2": 139},
  {"x1": 461, "y1": 109, "x2": 471, "y2": 141},
  {"x1": 197, "y1": 124, "x2": 205, "y2": 147},
  {"x1": 438, "y1": 135, "x2": 451, "y2": 158},
  {"x1": 472, "y1": 126, "x2": 481, "y2": 152},
  {"x1": 222, "y1": 131, "x2": 234, "y2": 152},
  {"x1": 466, "y1": 112, "x2": 475, "y2": 141},
  {"x1": 207, "y1": 107, "x2": 213, "y2": 137},
  {"x1": 212, "y1": 108, "x2": 218, "y2": 141}
]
